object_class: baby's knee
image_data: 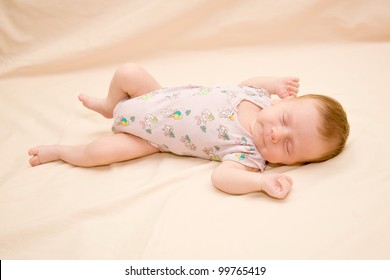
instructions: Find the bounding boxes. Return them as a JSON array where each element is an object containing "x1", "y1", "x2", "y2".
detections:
[{"x1": 116, "y1": 63, "x2": 144, "y2": 80}]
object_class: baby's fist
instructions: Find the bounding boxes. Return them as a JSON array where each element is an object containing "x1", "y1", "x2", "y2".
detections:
[
  {"x1": 274, "y1": 77, "x2": 299, "y2": 99},
  {"x1": 261, "y1": 173, "x2": 293, "y2": 199}
]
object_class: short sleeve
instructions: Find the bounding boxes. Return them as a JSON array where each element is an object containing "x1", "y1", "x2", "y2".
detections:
[{"x1": 222, "y1": 152, "x2": 266, "y2": 172}]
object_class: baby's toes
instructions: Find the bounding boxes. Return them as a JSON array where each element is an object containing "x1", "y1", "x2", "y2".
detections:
[
  {"x1": 28, "y1": 147, "x2": 42, "y2": 166},
  {"x1": 29, "y1": 155, "x2": 41, "y2": 167},
  {"x1": 28, "y1": 147, "x2": 38, "y2": 156}
]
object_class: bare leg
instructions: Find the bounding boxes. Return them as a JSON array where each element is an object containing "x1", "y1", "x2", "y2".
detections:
[
  {"x1": 28, "y1": 133, "x2": 159, "y2": 167},
  {"x1": 79, "y1": 63, "x2": 162, "y2": 118}
]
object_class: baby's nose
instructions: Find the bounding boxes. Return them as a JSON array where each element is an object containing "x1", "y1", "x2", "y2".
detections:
[
  {"x1": 271, "y1": 127, "x2": 286, "y2": 144},
  {"x1": 271, "y1": 127, "x2": 278, "y2": 143}
]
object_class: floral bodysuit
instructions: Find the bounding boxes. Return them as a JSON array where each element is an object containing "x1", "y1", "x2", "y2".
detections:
[{"x1": 112, "y1": 85, "x2": 272, "y2": 171}]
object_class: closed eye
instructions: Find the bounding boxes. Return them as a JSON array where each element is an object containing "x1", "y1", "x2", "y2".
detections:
[
  {"x1": 285, "y1": 140, "x2": 290, "y2": 155},
  {"x1": 282, "y1": 112, "x2": 287, "y2": 126}
]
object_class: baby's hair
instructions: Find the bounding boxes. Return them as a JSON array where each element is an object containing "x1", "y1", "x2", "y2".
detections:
[{"x1": 299, "y1": 94, "x2": 350, "y2": 163}]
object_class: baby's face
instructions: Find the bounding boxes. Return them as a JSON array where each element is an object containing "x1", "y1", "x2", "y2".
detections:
[{"x1": 251, "y1": 98, "x2": 329, "y2": 165}]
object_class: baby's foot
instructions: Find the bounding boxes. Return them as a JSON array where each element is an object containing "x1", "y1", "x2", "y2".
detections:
[
  {"x1": 28, "y1": 146, "x2": 60, "y2": 167},
  {"x1": 275, "y1": 77, "x2": 300, "y2": 99},
  {"x1": 78, "y1": 94, "x2": 113, "y2": 118}
]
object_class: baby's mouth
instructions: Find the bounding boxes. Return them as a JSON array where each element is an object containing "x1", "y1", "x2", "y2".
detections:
[
  {"x1": 260, "y1": 124, "x2": 267, "y2": 143},
  {"x1": 257, "y1": 124, "x2": 266, "y2": 149}
]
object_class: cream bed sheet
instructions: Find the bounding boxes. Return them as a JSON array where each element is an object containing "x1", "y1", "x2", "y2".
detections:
[{"x1": 1, "y1": 0, "x2": 389, "y2": 259}]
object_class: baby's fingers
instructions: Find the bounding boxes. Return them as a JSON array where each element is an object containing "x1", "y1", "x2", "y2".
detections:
[
  {"x1": 288, "y1": 78, "x2": 300, "y2": 88},
  {"x1": 286, "y1": 86, "x2": 298, "y2": 97}
]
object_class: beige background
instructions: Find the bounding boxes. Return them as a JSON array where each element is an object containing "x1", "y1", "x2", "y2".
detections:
[{"x1": 1, "y1": 0, "x2": 389, "y2": 259}]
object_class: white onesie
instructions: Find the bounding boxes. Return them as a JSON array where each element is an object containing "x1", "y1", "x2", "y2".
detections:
[{"x1": 112, "y1": 85, "x2": 271, "y2": 171}]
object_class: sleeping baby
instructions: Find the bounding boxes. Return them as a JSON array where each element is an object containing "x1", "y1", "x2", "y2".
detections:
[{"x1": 28, "y1": 63, "x2": 349, "y2": 199}]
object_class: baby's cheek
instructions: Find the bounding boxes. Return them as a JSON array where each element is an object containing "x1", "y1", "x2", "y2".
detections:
[
  {"x1": 270, "y1": 148, "x2": 286, "y2": 163},
  {"x1": 261, "y1": 149, "x2": 277, "y2": 163}
]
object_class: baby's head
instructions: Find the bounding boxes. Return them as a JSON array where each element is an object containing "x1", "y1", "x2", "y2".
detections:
[
  {"x1": 254, "y1": 94, "x2": 349, "y2": 165},
  {"x1": 298, "y1": 94, "x2": 349, "y2": 163}
]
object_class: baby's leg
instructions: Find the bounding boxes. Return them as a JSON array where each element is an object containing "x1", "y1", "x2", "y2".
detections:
[
  {"x1": 28, "y1": 133, "x2": 159, "y2": 167},
  {"x1": 79, "y1": 63, "x2": 162, "y2": 118}
]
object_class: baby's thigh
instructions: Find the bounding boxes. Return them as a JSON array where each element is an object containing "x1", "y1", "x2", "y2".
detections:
[
  {"x1": 88, "y1": 133, "x2": 159, "y2": 165},
  {"x1": 108, "y1": 133, "x2": 159, "y2": 160}
]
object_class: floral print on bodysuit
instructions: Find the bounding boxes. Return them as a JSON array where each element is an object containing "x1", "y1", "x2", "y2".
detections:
[{"x1": 112, "y1": 85, "x2": 271, "y2": 171}]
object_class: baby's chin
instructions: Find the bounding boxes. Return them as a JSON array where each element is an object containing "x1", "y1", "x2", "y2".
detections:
[
  {"x1": 262, "y1": 154, "x2": 293, "y2": 166},
  {"x1": 258, "y1": 147, "x2": 273, "y2": 162}
]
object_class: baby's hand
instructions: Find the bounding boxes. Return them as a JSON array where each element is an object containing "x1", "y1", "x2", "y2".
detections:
[
  {"x1": 274, "y1": 77, "x2": 299, "y2": 99},
  {"x1": 261, "y1": 173, "x2": 293, "y2": 199}
]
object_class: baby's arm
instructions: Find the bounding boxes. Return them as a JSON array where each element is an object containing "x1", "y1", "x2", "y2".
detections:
[
  {"x1": 239, "y1": 76, "x2": 299, "y2": 99},
  {"x1": 211, "y1": 161, "x2": 292, "y2": 199}
]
